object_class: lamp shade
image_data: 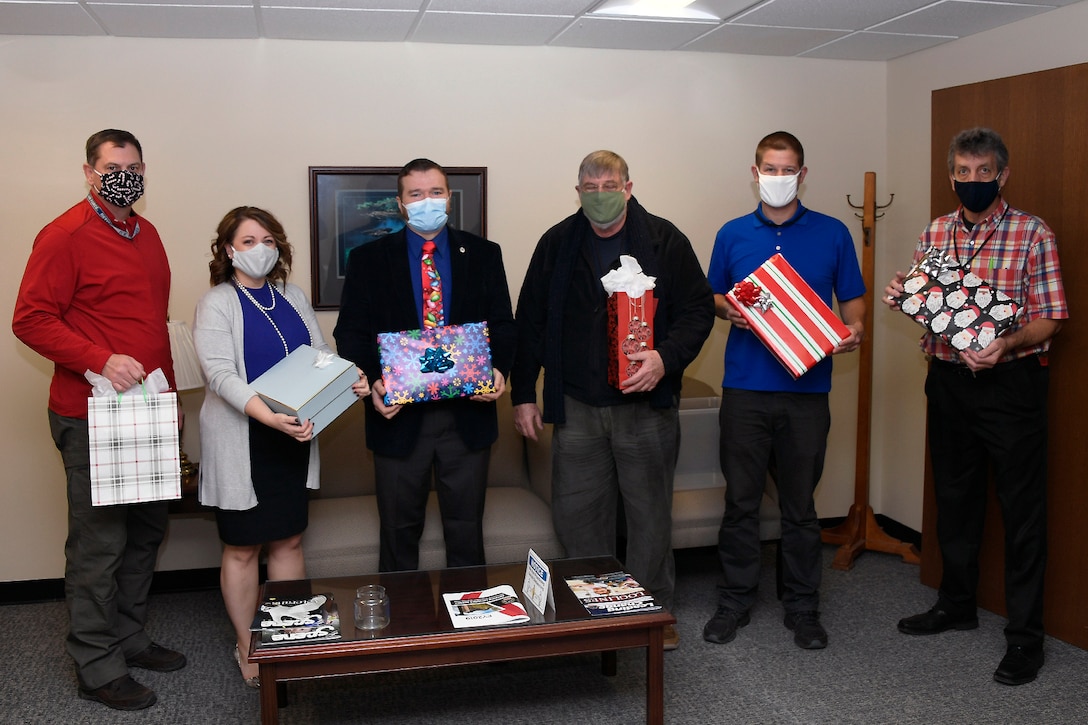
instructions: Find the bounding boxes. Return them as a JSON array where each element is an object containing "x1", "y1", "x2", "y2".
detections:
[{"x1": 168, "y1": 320, "x2": 206, "y2": 392}]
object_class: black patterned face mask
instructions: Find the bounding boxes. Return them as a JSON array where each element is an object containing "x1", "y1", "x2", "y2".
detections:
[{"x1": 94, "y1": 169, "x2": 145, "y2": 208}]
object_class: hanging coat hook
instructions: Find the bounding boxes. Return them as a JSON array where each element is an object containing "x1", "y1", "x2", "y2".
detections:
[{"x1": 847, "y1": 193, "x2": 894, "y2": 220}]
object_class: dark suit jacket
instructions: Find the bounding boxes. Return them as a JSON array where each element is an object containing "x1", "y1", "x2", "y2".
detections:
[{"x1": 333, "y1": 227, "x2": 516, "y2": 457}]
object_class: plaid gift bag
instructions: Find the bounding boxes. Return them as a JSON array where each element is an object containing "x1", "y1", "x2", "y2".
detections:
[{"x1": 87, "y1": 389, "x2": 181, "y2": 506}]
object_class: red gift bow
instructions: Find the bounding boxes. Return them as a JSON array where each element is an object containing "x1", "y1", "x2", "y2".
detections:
[{"x1": 732, "y1": 280, "x2": 771, "y2": 311}]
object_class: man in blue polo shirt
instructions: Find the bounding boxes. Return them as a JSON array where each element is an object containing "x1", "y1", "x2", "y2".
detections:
[{"x1": 703, "y1": 131, "x2": 865, "y2": 650}]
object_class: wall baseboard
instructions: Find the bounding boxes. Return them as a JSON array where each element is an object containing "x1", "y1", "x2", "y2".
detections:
[{"x1": 1, "y1": 567, "x2": 223, "y2": 606}]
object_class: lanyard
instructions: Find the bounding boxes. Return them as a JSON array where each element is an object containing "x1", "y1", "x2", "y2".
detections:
[
  {"x1": 86, "y1": 193, "x2": 140, "y2": 240},
  {"x1": 953, "y1": 206, "x2": 1007, "y2": 270}
]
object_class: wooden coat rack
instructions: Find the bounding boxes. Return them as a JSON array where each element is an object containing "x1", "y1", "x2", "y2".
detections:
[{"x1": 820, "y1": 172, "x2": 919, "y2": 570}]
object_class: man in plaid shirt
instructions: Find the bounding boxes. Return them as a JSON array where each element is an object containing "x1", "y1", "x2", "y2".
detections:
[{"x1": 884, "y1": 127, "x2": 1068, "y2": 686}]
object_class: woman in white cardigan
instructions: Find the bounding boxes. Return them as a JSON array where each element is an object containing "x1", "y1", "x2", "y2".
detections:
[{"x1": 193, "y1": 207, "x2": 368, "y2": 687}]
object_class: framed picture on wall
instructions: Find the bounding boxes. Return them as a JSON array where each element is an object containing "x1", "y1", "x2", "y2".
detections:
[{"x1": 308, "y1": 166, "x2": 487, "y2": 309}]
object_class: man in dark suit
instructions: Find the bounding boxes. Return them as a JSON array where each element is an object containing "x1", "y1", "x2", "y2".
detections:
[{"x1": 334, "y1": 158, "x2": 515, "y2": 572}]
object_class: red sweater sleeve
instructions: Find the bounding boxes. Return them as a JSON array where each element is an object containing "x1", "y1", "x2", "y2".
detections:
[{"x1": 12, "y1": 219, "x2": 113, "y2": 377}]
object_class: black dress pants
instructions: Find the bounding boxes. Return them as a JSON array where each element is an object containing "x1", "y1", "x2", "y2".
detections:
[
  {"x1": 374, "y1": 407, "x2": 489, "y2": 572},
  {"x1": 926, "y1": 356, "x2": 1049, "y2": 648}
]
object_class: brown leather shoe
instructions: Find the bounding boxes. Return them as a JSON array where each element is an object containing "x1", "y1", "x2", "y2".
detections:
[
  {"x1": 79, "y1": 674, "x2": 157, "y2": 711},
  {"x1": 126, "y1": 643, "x2": 187, "y2": 672}
]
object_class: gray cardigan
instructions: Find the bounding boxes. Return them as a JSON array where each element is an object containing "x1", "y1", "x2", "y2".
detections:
[{"x1": 194, "y1": 281, "x2": 328, "y2": 510}]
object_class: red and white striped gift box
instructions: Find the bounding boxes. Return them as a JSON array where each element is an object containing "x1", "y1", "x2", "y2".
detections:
[{"x1": 726, "y1": 253, "x2": 850, "y2": 379}]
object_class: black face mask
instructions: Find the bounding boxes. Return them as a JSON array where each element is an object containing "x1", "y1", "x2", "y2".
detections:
[{"x1": 954, "y1": 179, "x2": 1000, "y2": 214}]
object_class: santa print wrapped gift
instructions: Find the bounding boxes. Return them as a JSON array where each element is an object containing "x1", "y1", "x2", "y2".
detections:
[
  {"x1": 602, "y1": 255, "x2": 658, "y2": 388},
  {"x1": 891, "y1": 245, "x2": 1022, "y2": 352},
  {"x1": 726, "y1": 253, "x2": 851, "y2": 380}
]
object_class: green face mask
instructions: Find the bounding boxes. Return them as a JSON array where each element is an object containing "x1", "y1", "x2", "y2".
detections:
[{"x1": 579, "y1": 190, "x2": 627, "y2": 227}]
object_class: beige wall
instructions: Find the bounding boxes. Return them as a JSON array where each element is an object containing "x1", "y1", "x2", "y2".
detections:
[{"x1": 2, "y1": 0, "x2": 1085, "y2": 581}]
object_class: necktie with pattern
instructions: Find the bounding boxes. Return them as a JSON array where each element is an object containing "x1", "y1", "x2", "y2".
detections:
[{"x1": 421, "y1": 240, "x2": 444, "y2": 328}]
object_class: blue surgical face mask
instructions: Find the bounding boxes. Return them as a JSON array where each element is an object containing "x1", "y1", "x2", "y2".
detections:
[{"x1": 403, "y1": 197, "x2": 449, "y2": 234}]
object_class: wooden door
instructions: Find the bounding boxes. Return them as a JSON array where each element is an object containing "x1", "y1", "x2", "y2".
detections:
[{"x1": 921, "y1": 62, "x2": 1088, "y2": 649}]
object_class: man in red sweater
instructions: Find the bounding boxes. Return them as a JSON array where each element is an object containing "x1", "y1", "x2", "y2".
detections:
[{"x1": 12, "y1": 130, "x2": 186, "y2": 710}]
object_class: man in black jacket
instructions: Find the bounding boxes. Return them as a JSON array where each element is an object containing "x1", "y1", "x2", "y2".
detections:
[
  {"x1": 334, "y1": 158, "x2": 515, "y2": 572},
  {"x1": 511, "y1": 150, "x2": 714, "y2": 650}
]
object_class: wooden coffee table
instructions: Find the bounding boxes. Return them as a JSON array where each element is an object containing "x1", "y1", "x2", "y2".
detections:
[{"x1": 249, "y1": 555, "x2": 674, "y2": 724}]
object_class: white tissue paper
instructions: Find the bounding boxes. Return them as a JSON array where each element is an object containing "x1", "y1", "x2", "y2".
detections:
[
  {"x1": 85, "y1": 367, "x2": 172, "y2": 397},
  {"x1": 600, "y1": 254, "x2": 656, "y2": 297}
]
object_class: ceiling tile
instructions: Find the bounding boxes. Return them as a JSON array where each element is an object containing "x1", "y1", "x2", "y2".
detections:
[
  {"x1": 260, "y1": 1, "x2": 423, "y2": 9},
  {"x1": 0, "y1": 1, "x2": 104, "y2": 36},
  {"x1": 874, "y1": 0, "x2": 1053, "y2": 36},
  {"x1": 729, "y1": 0, "x2": 938, "y2": 31},
  {"x1": 552, "y1": 16, "x2": 718, "y2": 51},
  {"x1": 261, "y1": 7, "x2": 418, "y2": 42},
  {"x1": 87, "y1": 3, "x2": 257, "y2": 39},
  {"x1": 691, "y1": 1, "x2": 768, "y2": 21},
  {"x1": 413, "y1": 12, "x2": 576, "y2": 46},
  {"x1": 802, "y1": 31, "x2": 956, "y2": 61},
  {"x1": 684, "y1": 23, "x2": 846, "y2": 56},
  {"x1": 429, "y1": 0, "x2": 593, "y2": 13}
]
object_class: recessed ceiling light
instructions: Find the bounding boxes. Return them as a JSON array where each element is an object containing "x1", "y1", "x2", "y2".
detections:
[{"x1": 591, "y1": 0, "x2": 719, "y2": 21}]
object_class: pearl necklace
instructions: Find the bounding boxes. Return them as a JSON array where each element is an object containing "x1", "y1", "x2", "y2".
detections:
[{"x1": 233, "y1": 276, "x2": 305, "y2": 357}]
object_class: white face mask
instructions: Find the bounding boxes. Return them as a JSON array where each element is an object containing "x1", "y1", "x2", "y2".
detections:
[
  {"x1": 758, "y1": 172, "x2": 800, "y2": 208},
  {"x1": 231, "y1": 243, "x2": 279, "y2": 279}
]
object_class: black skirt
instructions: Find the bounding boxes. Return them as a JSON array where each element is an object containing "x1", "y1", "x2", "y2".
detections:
[{"x1": 215, "y1": 419, "x2": 310, "y2": 547}]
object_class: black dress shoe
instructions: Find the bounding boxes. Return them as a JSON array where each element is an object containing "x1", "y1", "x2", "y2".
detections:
[
  {"x1": 897, "y1": 606, "x2": 978, "y2": 635},
  {"x1": 994, "y1": 645, "x2": 1044, "y2": 686},
  {"x1": 126, "y1": 643, "x2": 187, "y2": 672},
  {"x1": 703, "y1": 606, "x2": 750, "y2": 645},
  {"x1": 79, "y1": 674, "x2": 157, "y2": 711},
  {"x1": 784, "y1": 610, "x2": 828, "y2": 650}
]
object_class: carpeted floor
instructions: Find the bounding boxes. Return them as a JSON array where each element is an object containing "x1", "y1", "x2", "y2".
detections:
[{"x1": 2, "y1": 544, "x2": 1086, "y2": 724}]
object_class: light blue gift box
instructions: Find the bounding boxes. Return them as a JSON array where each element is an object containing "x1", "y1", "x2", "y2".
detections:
[{"x1": 251, "y1": 344, "x2": 357, "y2": 436}]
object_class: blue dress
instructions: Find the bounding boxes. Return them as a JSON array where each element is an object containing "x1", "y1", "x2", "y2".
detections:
[{"x1": 215, "y1": 281, "x2": 313, "y2": 547}]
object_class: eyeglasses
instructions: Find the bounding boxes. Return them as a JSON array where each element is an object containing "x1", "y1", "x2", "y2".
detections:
[{"x1": 579, "y1": 182, "x2": 624, "y2": 193}]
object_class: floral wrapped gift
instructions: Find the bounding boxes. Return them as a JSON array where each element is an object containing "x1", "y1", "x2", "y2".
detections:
[
  {"x1": 602, "y1": 255, "x2": 658, "y2": 388},
  {"x1": 891, "y1": 246, "x2": 1021, "y2": 352},
  {"x1": 726, "y1": 253, "x2": 851, "y2": 379},
  {"x1": 377, "y1": 322, "x2": 495, "y2": 405}
]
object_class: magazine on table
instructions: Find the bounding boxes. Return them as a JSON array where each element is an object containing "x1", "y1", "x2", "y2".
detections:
[
  {"x1": 564, "y1": 571, "x2": 662, "y2": 616},
  {"x1": 251, "y1": 593, "x2": 342, "y2": 646},
  {"x1": 442, "y1": 585, "x2": 531, "y2": 629}
]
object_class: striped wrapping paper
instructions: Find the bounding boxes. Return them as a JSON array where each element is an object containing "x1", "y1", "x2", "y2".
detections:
[
  {"x1": 726, "y1": 253, "x2": 850, "y2": 379},
  {"x1": 88, "y1": 391, "x2": 181, "y2": 506}
]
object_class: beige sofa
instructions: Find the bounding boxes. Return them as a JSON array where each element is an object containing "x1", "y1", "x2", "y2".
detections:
[{"x1": 301, "y1": 381, "x2": 779, "y2": 578}]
